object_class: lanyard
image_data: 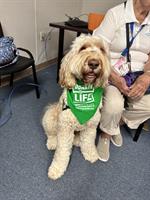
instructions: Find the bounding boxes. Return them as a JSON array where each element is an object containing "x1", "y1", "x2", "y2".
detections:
[
  {"x1": 121, "y1": 22, "x2": 145, "y2": 57},
  {"x1": 130, "y1": 22, "x2": 134, "y2": 38}
]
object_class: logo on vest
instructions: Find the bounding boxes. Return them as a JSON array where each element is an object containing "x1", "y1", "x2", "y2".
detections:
[
  {"x1": 67, "y1": 81, "x2": 103, "y2": 124},
  {"x1": 72, "y1": 84, "x2": 95, "y2": 109}
]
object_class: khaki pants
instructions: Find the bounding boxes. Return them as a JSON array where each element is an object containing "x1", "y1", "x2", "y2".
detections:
[{"x1": 99, "y1": 85, "x2": 150, "y2": 136}]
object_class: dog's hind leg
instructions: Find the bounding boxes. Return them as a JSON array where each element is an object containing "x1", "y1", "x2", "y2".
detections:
[
  {"x1": 48, "y1": 123, "x2": 74, "y2": 180},
  {"x1": 80, "y1": 128, "x2": 99, "y2": 163},
  {"x1": 42, "y1": 103, "x2": 59, "y2": 150}
]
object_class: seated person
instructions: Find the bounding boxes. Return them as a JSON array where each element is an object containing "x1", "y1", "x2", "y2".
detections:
[{"x1": 93, "y1": 0, "x2": 150, "y2": 162}]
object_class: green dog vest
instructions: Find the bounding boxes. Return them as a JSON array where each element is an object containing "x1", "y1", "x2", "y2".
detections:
[{"x1": 67, "y1": 80, "x2": 103, "y2": 124}]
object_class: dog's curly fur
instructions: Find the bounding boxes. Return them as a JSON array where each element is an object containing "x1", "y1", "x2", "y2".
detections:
[{"x1": 42, "y1": 35, "x2": 111, "y2": 180}]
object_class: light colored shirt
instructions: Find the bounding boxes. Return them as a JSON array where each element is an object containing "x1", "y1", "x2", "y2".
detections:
[{"x1": 93, "y1": 0, "x2": 150, "y2": 74}]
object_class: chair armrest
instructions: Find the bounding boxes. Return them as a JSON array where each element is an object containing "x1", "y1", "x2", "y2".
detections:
[{"x1": 17, "y1": 47, "x2": 34, "y2": 59}]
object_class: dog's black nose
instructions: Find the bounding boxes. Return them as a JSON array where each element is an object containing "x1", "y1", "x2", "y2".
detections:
[{"x1": 88, "y1": 59, "x2": 99, "y2": 69}]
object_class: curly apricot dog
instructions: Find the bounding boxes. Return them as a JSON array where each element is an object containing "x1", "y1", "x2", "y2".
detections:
[{"x1": 42, "y1": 35, "x2": 110, "y2": 180}]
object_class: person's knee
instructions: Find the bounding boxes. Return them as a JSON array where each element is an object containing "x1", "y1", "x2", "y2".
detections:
[
  {"x1": 144, "y1": 96, "x2": 150, "y2": 112},
  {"x1": 103, "y1": 86, "x2": 124, "y2": 114},
  {"x1": 103, "y1": 98, "x2": 124, "y2": 115}
]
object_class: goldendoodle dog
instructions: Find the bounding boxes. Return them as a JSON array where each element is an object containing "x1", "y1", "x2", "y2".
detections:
[{"x1": 42, "y1": 34, "x2": 110, "y2": 180}]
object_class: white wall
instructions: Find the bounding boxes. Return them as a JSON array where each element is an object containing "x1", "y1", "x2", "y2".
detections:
[
  {"x1": 81, "y1": 0, "x2": 124, "y2": 14},
  {"x1": 0, "y1": 0, "x2": 124, "y2": 65},
  {"x1": 0, "y1": 0, "x2": 36, "y2": 59},
  {"x1": 0, "y1": 0, "x2": 82, "y2": 64},
  {"x1": 36, "y1": 0, "x2": 82, "y2": 63}
]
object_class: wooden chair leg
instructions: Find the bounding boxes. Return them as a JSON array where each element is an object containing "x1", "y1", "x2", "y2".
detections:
[
  {"x1": 133, "y1": 122, "x2": 145, "y2": 142},
  {"x1": 32, "y1": 64, "x2": 40, "y2": 98}
]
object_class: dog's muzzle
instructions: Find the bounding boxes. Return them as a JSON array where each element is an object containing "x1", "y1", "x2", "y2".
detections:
[
  {"x1": 82, "y1": 58, "x2": 101, "y2": 84},
  {"x1": 88, "y1": 59, "x2": 100, "y2": 70}
]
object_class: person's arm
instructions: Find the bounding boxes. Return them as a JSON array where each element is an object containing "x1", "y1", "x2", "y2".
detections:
[
  {"x1": 109, "y1": 70, "x2": 130, "y2": 95},
  {"x1": 128, "y1": 55, "x2": 150, "y2": 99},
  {"x1": 144, "y1": 54, "x2": 150, "y2": 74},
  {"x1": 93, "y1": 9, "x2": 117, "y2": 44}
]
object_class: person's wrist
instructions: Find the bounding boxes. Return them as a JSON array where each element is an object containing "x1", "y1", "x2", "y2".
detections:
[
  {"x1": 142, "y1": 72, "x2": 150, "y2": 85},
  {"x1": 144, "y1": 70, "x2": 150, "y2": 77},
  {"x1": 109, "y1": 70, "x2": 120, "y2": 81}
]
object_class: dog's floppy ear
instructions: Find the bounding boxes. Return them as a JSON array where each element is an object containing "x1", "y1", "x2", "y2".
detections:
[
  {"x1": 59, "y1": 50, "x2": 76, "y2": 89},
  {"x1": 100, "y1": 40, "x2": 111, "y2": 87},
  {"x1": 94, "y1": 39, "x2": 111, "y2": 87},
  {"x1": 99, "y1": 54, "x2": 111, "y2": 87}
]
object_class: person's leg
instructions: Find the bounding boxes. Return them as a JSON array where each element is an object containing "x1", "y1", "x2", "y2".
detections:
[
  {"x1": 97, "y1": 85, "x2": 124, "y2": 162},
  {"x1": 122, "y1": 94, "x2": 150, "y2": 129}
]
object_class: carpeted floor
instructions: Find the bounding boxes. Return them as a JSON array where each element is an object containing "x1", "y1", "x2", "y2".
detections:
[{"x1": 0, "y1": 64, "x2": 150, "y2": 200}]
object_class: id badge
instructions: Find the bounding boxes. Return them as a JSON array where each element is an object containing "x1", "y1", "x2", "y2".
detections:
[
  {"x1": 119, "y1": 63, "x2": 129, "y2": 75},
  {"x1": 114, "y1": 56, "x2": 129, "y2": 75},
  {"x1": 114, "y1": 56, "x2": 125, "y2": 69}
]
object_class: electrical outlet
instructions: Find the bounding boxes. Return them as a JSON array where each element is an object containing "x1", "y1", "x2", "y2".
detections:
[{"x1": 40, "y1": 31, "x2": 47, "y2": 41}]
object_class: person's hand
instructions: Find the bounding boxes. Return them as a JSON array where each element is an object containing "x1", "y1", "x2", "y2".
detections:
[
  {"x1": 115, "y1": 76, "x2": 130, "y2": 95},
  {"x1": 109, "y1": 71, "x2": 130, "y2": 95},
  {"x1": 128, "y1": 74, "x2": 150, "y2": 99}
]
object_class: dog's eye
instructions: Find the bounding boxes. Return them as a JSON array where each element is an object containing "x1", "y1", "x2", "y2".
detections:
[
  {"x1": 79, "y1": 45, "x2": 87, "y2": 52},
  {"x1": 100, "y1": 47, "x2": 105, "y2": 53}
]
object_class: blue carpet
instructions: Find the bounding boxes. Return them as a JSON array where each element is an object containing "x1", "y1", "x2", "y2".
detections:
[{"x1": 0, "y1": 64, "x2": 150, "y2": 200}]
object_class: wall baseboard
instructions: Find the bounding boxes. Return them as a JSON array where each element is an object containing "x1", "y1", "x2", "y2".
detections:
[{"x1": 0, "y1": 58, "x2": 57, "y2": 87}]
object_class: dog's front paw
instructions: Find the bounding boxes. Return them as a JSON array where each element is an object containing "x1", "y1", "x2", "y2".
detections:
[
  {"x1": 85, "y1": 154, "x2": 99, "y2": 163},
  {"x1": 82, "y1": 149, "x2": 99, "y2": 163},
  {"x1": 48, "y1": 165, "x2": 64, "y2": 180},
  {"x1": 46, "y1": 136, "x2": 57, "y2": 150}
]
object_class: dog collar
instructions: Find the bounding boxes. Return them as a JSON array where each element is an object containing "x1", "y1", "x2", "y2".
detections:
[{"x1": 67, "y1": 80, "x2": 103, "y2": 124}]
